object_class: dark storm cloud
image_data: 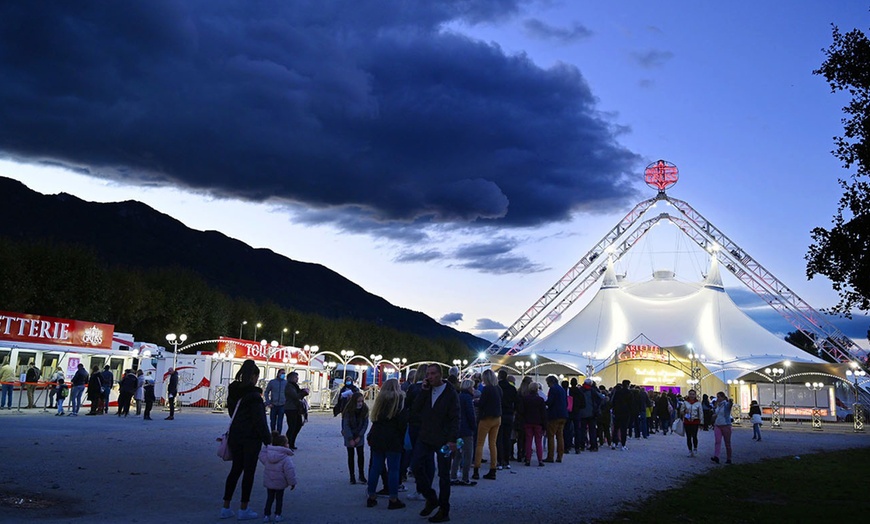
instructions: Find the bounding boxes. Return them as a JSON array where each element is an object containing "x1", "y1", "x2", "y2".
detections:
[
  {"x1": 475, "y1": 318, "x2": 507, "y2": 330},
  {"x1": 630, "y1": 49, "x2": 674, "y2": 69},
  {"x1": 440, "y1": 312, "x2": 464, "y2": 325},
  {"x1": 452, "y1": 237, "x2": 547, "y2": 274},
  {"x1": 522, "y1": 18, "x2": 593, "y2": 43},
  {"x1": 0, "y1": 1, "x2": 641, "y2": 231}
]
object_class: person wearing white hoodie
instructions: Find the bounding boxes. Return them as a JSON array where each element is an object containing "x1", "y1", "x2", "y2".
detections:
[{"x1": 259, "y1": 432, "x2": 298, "y2": 523}]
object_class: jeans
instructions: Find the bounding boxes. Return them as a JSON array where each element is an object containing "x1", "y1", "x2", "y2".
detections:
[
  {"x1": 714, "y1": 425, "x2": 733, "y2": 460},
  {"x1": 270, "y1": 404, "x2": 285, "y2": 433},
  {"x1": 264, "y1": 488, "x2": 285, "y2": 517},
  {"x1": 474, "y1": 416, "x2": 501, "y2": 469},
  {"x1": 101, "y1": 386, "x2": 111, "y2": 412},
  {"x1": 637, "y1": 413, "x2": 649, "y2": 437},
  {"x1": 0, "y1": 384, "x2": 12, "y2": 408},
  {"x1": 579, "y1": 417, "x2": 597, "y2": 450},
  {"x1": 752, "y1": 423, "x2": 762, "y2": 440},
  {"x1": 57, "y1": 398, "x2": 65, "y2": 414},
  {"x1": 285, "y1": 410, "x2": 302, "y2": 448},
  {"x1": 612, "y1": 414, "x2": 630, "y2": 446},
  {"x1": 496, "y1": 413, "x2": 514, "y2": 466},
  {"x1": 71, "y1": 385, "x2": 85, "y2": 414},
  {"x1": 545, "y1": 418, "x2": 566, "y2": 460},
  {"x1": 659, "y1": 413, "x2": 671, "y2": 435},
  {"x1": 412, "y1": 440, "x2": 452, "y2": 513},
  {"x1": 450, "y1": 437, "x2": 473, "y2": 482},
  {"x1": 368, "y1": 450, "x2": 401, "y2": 498},
  {"x1": 524, "y1": 424, "x2": 544, "y2": 462}
]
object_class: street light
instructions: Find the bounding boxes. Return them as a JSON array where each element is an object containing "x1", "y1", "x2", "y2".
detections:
[
  {"x1": 261, "y1": 339, "x2": 279, "y2": 380},
  {"x1": 239, "y1": 320, "x2": 247, "y2": 339},
  {"x1": 280, "y1": 328, "x2": 288, "y2": 346},
  {"x1": 726, "y1": 379, "x2": 745, "y2": 425},
  {"x1": 370, "y1": 354, "x2": 383, "y2": 386},
  {"x1": 530, "y1": 353, "x2": 538, "y2": 382},
  {"x1": 846, "y1": 363, "x2": 867, "y2": 432},
  {"x1": 340, "y1": 350, "x2": 355, "y2": 381},
  {"x1": 212, "y1": 348, "x2": 234, "y2": 412},
  {"x1": 292, "y1": 330, "x2": 300, "y2": 347},
  {"x1": 783, "y1": 360, "x2": 791, "y2": 423},
  {"x1": 165, "y1": 333, "x2": 188, "y2": 371},
  {"x1": 765, "y1": 367, "x2": 784, "y2": 429},
  {"x1": 253, "y1": 322, "x2": 262, "y2": 342},
  {"x1": 805, "y1": 382, "x2": 824, "y2": 431},
  {"x1": 582, "y1": 351, "x2": 597, "y2": 378},
  {"x1": 392, "y1": 357, "x2": 408, "y2": 381},
  {"x1": 516, "y1": 361, "x2": 530, "y2": 377}
]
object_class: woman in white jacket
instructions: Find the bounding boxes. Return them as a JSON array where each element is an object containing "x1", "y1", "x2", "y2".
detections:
[{"x1": 678, "y1": 389, "x2": 703, "y2": 457}]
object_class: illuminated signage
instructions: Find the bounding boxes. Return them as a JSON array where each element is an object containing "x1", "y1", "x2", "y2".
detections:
[
  {"x1": 618, "y1": 344, "x2": 669, "y2": 363},
  {"x1": 0, "y1": 310, "x2": 114, "y2": 349},
  {"x1": 216, "y1": 337, "x2": 310, "y2": 365}
]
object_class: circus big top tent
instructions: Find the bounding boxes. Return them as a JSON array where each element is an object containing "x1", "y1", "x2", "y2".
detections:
[{"x1": 488, "y1": 161, "x2": 869, "y2": 422}]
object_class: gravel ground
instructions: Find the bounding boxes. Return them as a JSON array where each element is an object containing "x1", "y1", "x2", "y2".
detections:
[{"x1": 1, "y1": 407, "x2": 868, "y2": 524}]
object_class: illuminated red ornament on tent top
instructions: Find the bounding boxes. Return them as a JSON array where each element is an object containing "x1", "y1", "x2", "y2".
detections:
[{"x1": 644, "y1": 160, "x2": 679, "y2": 191}]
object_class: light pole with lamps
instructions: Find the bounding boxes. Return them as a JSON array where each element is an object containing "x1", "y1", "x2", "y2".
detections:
[
  {"x1": 530, "y1": 353, "x2": 538, "y2": 382},
  {"x1": 805, "y1": 382, "x2": 824, "y2": 431},
  {"x1": 516, "y1": 361, "x2": 530, "y2": 377},
  {"x1": 846, "y1": 363, "x2": 867, "y2": 432},
  {"x1": 165, "y1": 333, "x2": 187, "y2": 413},
  {"x1": 253, "y1": 322, "x2": 262, "y2": 342},
  {"x1": 260, "y1": 339, "x2": 279, "y2": 381},
  {"x1": 280, "y1": 328, "x2": 288, "y2": 346},
  {"x1": 370, "y1": 354, "x2": 383, "y2": 387},
  {"x1": 211, "y1": 348, "x2": 234, "y2": 412},
  {"x1": 765, "y1": 367, "x2": 784, "y2": 428},
  {"x1": 392, "y1": 357, "x2": 408, "y2": 381},
  {"x1": 292, "y1": 330, "x2": 300, "y2": 347},
  {"x1": 582, "y1": 351, "x2": 596, "y2": 378},
  {"x1": 340, "y1": 350, "x2": 355, "y2": 382}
]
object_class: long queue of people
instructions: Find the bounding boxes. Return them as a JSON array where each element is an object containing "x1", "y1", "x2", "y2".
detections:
[{"x1": 217, "y1": 358, "x2": 740, "y2": 523}]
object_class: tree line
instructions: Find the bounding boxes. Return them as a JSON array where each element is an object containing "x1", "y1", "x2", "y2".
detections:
[{"x1": 0, "y1": 237, "x2": 472, "y2": 363}]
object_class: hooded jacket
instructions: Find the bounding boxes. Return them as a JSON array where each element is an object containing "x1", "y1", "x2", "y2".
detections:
[
  {"x1": 227, "y1": 382, "x2": 271, "y2": 446},
  {"x1": 258, "y1": 445, "x2": 297, "y2": 490}
]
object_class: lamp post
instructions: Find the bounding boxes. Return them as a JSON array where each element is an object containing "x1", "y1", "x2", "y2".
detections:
[
  {"x1": 261, "y1": 339, "x2": 279, "y2": 382},
  {"x1": 516, "y1": 361, "x2": 530, "y2": 377},
  {"x1": 782, "y1": 360, "x2": 791, "y2": 423},
  {"x1": 292, "y1": 330, "x2": 300, "y2": 347},
  {"x1": 339, "y1": 350, "x2": 355, "y2": 382},
  {"x1": 805, "y1": 382, "x2": 824, "y2": 431},
  {"x1": 253, "y1": 322, "x2": 262, "y2": 342},
  {"x1": 280, "y1": 328, "x2": 288, "y2": 346},
  {"x1": 392, "y1": 357, "x2": 408, "y2": 381},
  {"x1": 846, "y1": 363, "x2": 867, "y2": 432},
  {"x1": 765, "y1": 367, "x2": 784, "y2": 429},
  {"x1": 165, "y1": 333, "x2": 187, "y2": 413},
  {"x1": 239, "y1": 320, "x2": 247, "y2": 339},
  {"x1": 530, "y1": 353, "x2": 538, "y2": 382},
  {"x1": 582, "y1": 351, "x2": 596, "y2": 378},
  {"x1": 370, "y1": 354, "x2": 383, "y2": 387},
  {"x1": 212, "y1": 348, "x2": 234, "y2": 412}
]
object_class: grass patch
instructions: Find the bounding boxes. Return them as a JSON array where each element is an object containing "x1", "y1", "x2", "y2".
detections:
[{"x1": 596, "y1": 447, "x2": 870, "y2": 524}]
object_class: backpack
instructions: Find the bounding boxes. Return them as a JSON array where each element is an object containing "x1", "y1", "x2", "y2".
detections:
[{"x1": 58, "y1": 386, "x2": 68, "y2": 399}]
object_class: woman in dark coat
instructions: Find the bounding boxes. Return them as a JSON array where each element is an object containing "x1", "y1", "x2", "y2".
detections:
[
  {"x1": 86, "y1": 366, "x2": 103, "y2": 415},
  {"x1": 221, "y1": 360, "x2": 271, "y2": 520}
]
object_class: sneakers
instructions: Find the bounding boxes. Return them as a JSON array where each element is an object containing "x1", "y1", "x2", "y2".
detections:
[
  {"x1": 688, "y1": 450, "x2": 694, "y2": 457},
  {"x1": 263, "y1": 516, "x2": 272, "y2": 523},
  {"x1": 407, "y1": 491, "x2": 425, "y2": 501},
  {"x1": 711, "y1": 456, "x2": 720, "y2": 464},
  {"x1": 219, "y1": 508, "x2": 234, "y2": 519},
  {"x1": 621, "y1": 446, "x2": 628, "y2": 451},
  {"x1": 398, "y1": 484, "x2": 407, "y2": 492},
  {"x1": 366, "y1": 497, "x2": 377, "y2": 508},
  {"x1": 388, "y1": 499, "x2": 406, "y2": 510},
  {"x1": 237, "y1": 508, "x2": 258, "y2": 521},
  {"x1": 460, "y1": 480, "x2": 477, "y2": 487},
  {"x1": 610, "y1": 443, "x2": 616, "y2": 450},
  {"x1": 273, "y1": 516, "x2": 284, "y2": 522}
]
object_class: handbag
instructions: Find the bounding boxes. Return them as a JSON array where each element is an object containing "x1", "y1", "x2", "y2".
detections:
[
  {"x1": 216, "y1": 401, "x2": 241, "y2": 461},
  {"x1": 672, "y1": 418, "x2": 685, "y2": 436}
]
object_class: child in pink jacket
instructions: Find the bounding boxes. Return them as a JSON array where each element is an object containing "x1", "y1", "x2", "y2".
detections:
[{"x1": 258, "y1": 432, "x2": 297, "y2": 522}]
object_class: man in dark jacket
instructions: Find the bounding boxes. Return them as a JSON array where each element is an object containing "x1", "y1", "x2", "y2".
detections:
[
  {"x1": 544, "y1": 375, "x2": 568, "y2": 463},
  {"x1": 70, "y1": 363, "x2": 89, "y2": 416},
  {"x1": 496, "y1": 369, "x2": 517, "y2": 469},
  {"x1": 165, "y1": 367, "x2": 178, "y2": 420},
  {"x1": 100, "y1": 365, "x2": 114, "y2": 414},
  {"x1": 25, "y1": 363, "x2": 40, "y2": 408},
  {"x1": 284, "y1": 371, "x2": 308, "y2": 449},
  {"x1": 576, "y1": 379, "x2": 603, "y2": 452},
  {"x1": 610, "y1": 380, "x2": 633, "y2": 450},
  {"x1": 411, "y1": 364, "x2": 460, "y2": 523}
]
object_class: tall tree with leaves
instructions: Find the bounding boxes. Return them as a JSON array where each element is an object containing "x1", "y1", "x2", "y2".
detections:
[{"x1": 807, "y1": 22, "x2": 870, "y2": 317}]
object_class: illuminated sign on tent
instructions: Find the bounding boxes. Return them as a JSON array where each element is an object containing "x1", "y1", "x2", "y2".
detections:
[{"x1": 618, "y1": 344, "x2": 669, "y2": 363}]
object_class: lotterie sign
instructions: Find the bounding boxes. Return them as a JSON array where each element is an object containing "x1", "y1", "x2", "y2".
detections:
[
  {"x1": 216, "y1": 337, "x2": 310, "y2": 365},
  {"x1": 0, "y1": 310, "x2": 114, "y2": 349}
]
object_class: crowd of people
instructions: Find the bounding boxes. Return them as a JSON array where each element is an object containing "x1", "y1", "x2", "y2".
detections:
[{"x1": 220, "y1": 358, "x2": 746, "y2": 523}]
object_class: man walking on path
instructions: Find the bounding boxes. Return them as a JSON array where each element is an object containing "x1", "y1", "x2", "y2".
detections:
[
  {"x1": 411, "y1": 364, "x2": 460, "y2": 523},
  {"x1": 265, "y1": 369, "x2": 287, "y2": 433},
  {"x1": 284, "y1": 371, "x2": 308, "y2": 449},
  {"x1": 165, "y1": 367, "x2": 178, "y2": 420}
]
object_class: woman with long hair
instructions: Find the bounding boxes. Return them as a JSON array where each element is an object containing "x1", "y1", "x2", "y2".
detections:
[
  {"x1": 221, "y1": 359, "x2": 271, "y2": 520},
  {"x1": 711, "y1": 391, "x2": 734, "y2": 464},
  {"x1": 365, "y1": 379, "x2": 408, "y2": 509},
  {"x1": 342, "y1": 391, "x2": 370, "y2": 484},
  {"x1": 473, "y1": 369, "x2": 502, "y2": 481},
  {"x1": 749, "y1": 400, "x2": 763, "y2": 442},
  {"x1": 450, "y1": 379, "x2": 477, "y2": 486}
]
